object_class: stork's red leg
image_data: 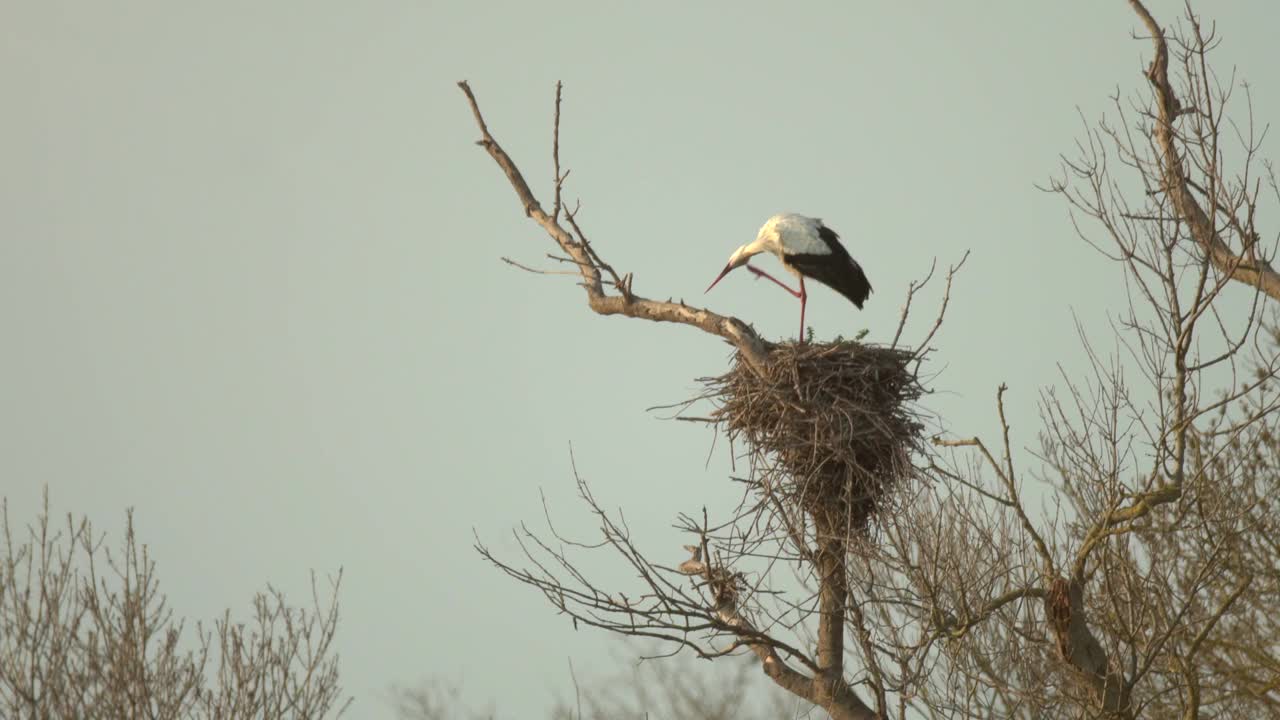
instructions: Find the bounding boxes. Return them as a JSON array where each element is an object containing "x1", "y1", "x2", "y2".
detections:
[
  {"x1": 746, "y1": 264, "x2": 802, "y2": 298},
  {"x1": 799, "y1": 275, "x2": 807, "y2": 342}
]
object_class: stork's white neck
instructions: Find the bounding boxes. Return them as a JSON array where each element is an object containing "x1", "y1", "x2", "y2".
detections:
[{"x1": 729, "y1": 236, "x2": 774, "y2": 267}]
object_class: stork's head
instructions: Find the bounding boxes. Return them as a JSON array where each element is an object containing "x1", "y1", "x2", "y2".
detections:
[{"x1": 705, "y1": 243, "x2": 759, "y2": 293}]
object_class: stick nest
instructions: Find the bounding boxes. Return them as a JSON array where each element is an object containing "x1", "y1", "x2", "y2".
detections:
[{"x1": 708, "y1": 341, "x2": 926, "y2": 531}]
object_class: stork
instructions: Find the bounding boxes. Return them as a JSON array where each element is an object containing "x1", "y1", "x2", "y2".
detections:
[{"x1": 705, "y1": 213, "x2": 872, "y2": 340}]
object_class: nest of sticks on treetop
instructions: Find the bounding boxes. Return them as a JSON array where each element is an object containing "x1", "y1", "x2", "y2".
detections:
[{"x1": 708, "y1": 340, "x2": 926, "y2": 534}]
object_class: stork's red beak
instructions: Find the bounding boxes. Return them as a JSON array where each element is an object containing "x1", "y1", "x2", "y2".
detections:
[{"x1": 705, "y1": 263, "x2": 733, "y2": 293}]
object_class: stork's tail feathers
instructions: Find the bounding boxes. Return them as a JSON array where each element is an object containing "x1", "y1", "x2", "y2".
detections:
[{"x1": 844, "y1": 262, "x2": 872, "y2": 309}]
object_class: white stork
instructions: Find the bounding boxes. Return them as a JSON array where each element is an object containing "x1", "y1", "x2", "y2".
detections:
[{"x1": 705, "y1": 213, "x2": 872, "y2": 340}]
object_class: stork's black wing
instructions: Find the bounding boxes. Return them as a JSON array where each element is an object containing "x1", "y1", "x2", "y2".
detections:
[{"x1": 785, "y1": 224, "x2": 872, "y2": 309}]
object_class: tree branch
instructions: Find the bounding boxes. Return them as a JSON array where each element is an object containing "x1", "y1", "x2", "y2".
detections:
[
  {"x1": 457, "y1": 81, "x2": 773, "y2": 373},
  {"x1": 1127, "y1": 0, "x2": 1280, "y2": 301}
]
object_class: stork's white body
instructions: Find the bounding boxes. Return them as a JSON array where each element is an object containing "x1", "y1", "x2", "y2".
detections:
[
  {"x1": 739, "y1": 213, "x2": 834, "y2": 265},
  {"x1": 706, "y1": 213, "x2": 872, "y2": 340}
]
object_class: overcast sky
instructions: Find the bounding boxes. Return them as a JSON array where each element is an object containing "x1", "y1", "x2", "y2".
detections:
[{"x1": 4, "y1": 1, "x2": 1278, "y2": 716}]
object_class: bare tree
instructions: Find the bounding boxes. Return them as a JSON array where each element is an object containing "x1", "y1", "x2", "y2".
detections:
[
  {"x1": 0, "y1": 493, "x2": 348, "y2": 719},
  {"x1": 460, "y1": 2, "x2": 1280, "y2": 717},
  {"x1": 461, "y1": 77, "x2": 952, "y2": 720},
  {"x1": 392, "y1": 678, "x2": 491, "y2": 720},
  {"x1": 395, "y1": 651, "x2": 797, "y2": 720},
  {"x1": 546, "y1": 654, "x2": 797, "y2": 720}
]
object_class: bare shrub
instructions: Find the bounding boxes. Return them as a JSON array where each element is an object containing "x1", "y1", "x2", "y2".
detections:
[{"x1": 0, "y1": 494, "x2": 348, "y2": 719}]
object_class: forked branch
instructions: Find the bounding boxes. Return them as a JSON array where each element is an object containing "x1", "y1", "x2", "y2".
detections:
[
  {"x1": 473, "y1": 464, "x2": 879, "y2": 720},
  {"x1": 1128, "y1": 0, "x2": 1280, "y2": 300},
  {"x1": 457, "y1": 81, "x2": 772, "y2": 372}
]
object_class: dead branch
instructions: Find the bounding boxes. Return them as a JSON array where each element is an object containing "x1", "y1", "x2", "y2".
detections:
[
  {"x1": 1128, "y1": 0, "x2": 1280, "y2": 300},
  {"x1": 457, "y1": 81, "x2": 772, "y2": 373}
]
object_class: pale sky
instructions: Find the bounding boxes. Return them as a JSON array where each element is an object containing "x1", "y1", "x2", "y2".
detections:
[{"x1": 3, "y1": 1, "x2": 1278, "y2": 716}]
